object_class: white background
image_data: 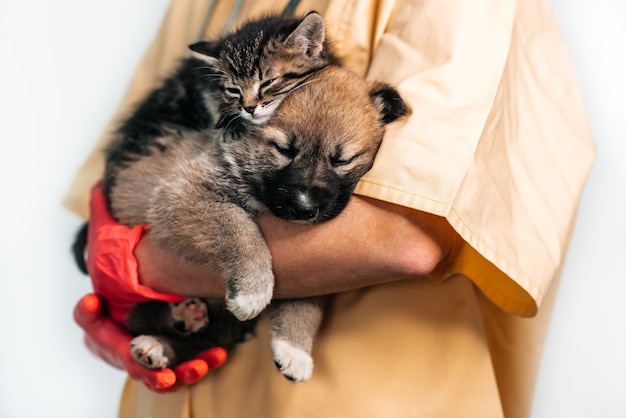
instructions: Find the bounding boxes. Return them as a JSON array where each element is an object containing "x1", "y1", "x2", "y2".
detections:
[{"x1": 0, "y1": 1, "x2": 624, "y2": 417}]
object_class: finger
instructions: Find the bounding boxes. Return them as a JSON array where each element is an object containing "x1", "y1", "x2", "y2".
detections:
[
  {"x1": 74, "y1": 292, "x2": 180, "y2": 392},
  {"x1": 75, "y1": 293, "x2": 181, "y2": 392},
  {"x1": 151, "y1": 379, "x2": 184, "y2": 394},
  {"x1": 173, "y1": 359, "x2": 209, "y2": 385},
  {"x1": 139, "y1": 368, "x2": 177, "y2": 391},
  {"x1": 197, "y1": 347, "x2": 228, "y2": 369},
  {"x1": 80, "y1": 312, "x2": 134, "y2": 371},
  {"x1": 161, "y1": 346, "x2": 229, "y2": 388},
  {"x1": 85, "y1": 332, "x2": 178, "y2": 390},
  {"x1": 73, "y1": 293, "x2": 102, "y2": 327}
]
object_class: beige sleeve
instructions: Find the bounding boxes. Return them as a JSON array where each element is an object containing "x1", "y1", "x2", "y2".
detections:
[
  {"x1": 343, "y1": 0, "x2": 594, "y2": 316},
  {"x1": 345, "y1": 0, "x2": 519, "y2": 215}
]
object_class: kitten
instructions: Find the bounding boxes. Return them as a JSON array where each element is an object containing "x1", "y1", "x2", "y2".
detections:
[{"x1": 103, "y1": 11, "x2": 339, "y2": 202}]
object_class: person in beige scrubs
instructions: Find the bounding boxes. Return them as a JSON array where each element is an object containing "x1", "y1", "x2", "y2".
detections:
[{"x1": 66, "y1": 0, "x2": 596, "y2": 417}]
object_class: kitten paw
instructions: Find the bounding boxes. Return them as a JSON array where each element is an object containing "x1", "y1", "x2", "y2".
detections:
[
  {"x1": 226, "y1": 290, "x2": 272, "y2": 321},
  {"x1": 170, "y1": 298, "x2": 209, "y2": 334},
  {"x1": 271, "y1": 339, "x2": 313, "y2": 383},
  {"x1": 130, "y1": 335, "x2": 170, "y2": 369}
]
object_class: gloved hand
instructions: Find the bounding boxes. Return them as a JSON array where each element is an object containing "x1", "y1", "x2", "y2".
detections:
[
  {"x1": 75, "y1": 182, "x2": 227, "y2": 391},
  {"x1": 74, "y1": 294, "x2": 227, "y2": 392},
  {"x1": 85, "y1": 182, "x2": 184, "y2": 323}
]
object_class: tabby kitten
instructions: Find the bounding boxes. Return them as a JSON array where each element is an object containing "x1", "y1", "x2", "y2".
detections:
[
  {"x1": 190, "y1": 11, "x2": 340, "y2": 127},
  {"x1": 103, "y1": 11, "x2": 339, "y2": 201}
]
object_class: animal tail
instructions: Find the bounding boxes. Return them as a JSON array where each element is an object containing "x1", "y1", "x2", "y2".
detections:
[{"x1": 72, "y1": 222, "x2": 89, "y2": 274}]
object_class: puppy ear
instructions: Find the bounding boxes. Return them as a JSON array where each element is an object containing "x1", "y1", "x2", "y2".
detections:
[
  {"x1": 284, "y1": 11, "x2": 325, "y2": 58},
  {"x1": 188, "y1": 41, "x2": 220, "y2": 65},
  {"x1": 369, "y1": 82, "x2": 408, "y2": 124}
]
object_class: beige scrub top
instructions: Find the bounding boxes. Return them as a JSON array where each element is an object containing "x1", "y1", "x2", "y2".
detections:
[{"x1": 64, "y1": 0, "x2": 595, "y2": 417}]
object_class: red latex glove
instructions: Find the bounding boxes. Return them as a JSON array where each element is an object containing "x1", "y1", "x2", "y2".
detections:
[
  {"x1": 74, "y1": 293, "x2": 227, "y2": 392},
  {"x1": 75, "y1": 182, "x2": 227, "y2": 391},
  {"x1": 85, "y1": 182, "x2": 184, "y2": 323}
]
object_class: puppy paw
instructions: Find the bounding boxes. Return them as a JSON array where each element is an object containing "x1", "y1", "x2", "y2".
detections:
[
  {"x1": 130, "y1": 335, "x2": 170, "y2": 369},
  {"x1": 271, "y1": 339, "x2": 313, "y2": 383},
  {"x1": 226, "y1": 290, "x2": 272, "y2": 321}
]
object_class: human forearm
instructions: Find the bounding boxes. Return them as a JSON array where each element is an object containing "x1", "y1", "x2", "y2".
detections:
[{"x1": 135, "y1": 196, "x2": 456, "y2": 299}]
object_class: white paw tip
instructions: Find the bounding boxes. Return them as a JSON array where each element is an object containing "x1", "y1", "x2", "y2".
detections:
[
  {"x1": 130, "y1": 335, "x2": 169, "y2": 369},
  {"x1": 272, "y1": 339, "x2": 313, "y2": 383},
  {"x1": 226, "y1": 292, "x2": 271, "y2": 321}
]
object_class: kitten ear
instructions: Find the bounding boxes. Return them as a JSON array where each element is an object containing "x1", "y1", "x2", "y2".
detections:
[
  {"x1": 284, "y1": 11, "x2": 325, "y2": 58},
  {"x1": 188, "y1": 41, "x2": 220, "y2": 65},
  {"x1": 369, "y1": 82, "x2": 409, "y2": 124}
]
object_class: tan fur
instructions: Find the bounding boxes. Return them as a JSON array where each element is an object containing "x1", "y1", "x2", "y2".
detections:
[
  {"x1": 272, "y1": 69, "x2": 386, "y2": 158},
  {"x1": 108, "y1": 65, "x2": 406, "y2": 380}
]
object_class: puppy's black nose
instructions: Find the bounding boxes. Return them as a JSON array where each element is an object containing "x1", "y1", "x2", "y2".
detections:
[
  {"x1": 286, "y1": 190, "x2": 320, "y2": 220},
  {"x1": 292, "y1": 200, "x2": 318, "y2": 220},
  {"x1": 270, "y1": 186, "x2": 327, "y2": 221}
]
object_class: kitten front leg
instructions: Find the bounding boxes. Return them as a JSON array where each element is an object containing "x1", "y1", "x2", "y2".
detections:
[{"x1": 270, "y1": 297, "x2": 325, "y2": 382}]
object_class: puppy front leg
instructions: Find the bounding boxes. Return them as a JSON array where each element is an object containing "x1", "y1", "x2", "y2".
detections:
[
  {"x1": 147, "y1": 187, "x2": 274, "y2": 322},
  {"x1": 270, "y1": 297, "x2": 325, "y2": 382}
]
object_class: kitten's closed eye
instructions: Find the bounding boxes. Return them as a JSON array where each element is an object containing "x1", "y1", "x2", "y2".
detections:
[
  {"x1": 225, "y1": 87, "x2": 241, "y2": 96},
  {"x1": 260, "y1": 78, "x2": 278, "y2": 89}
]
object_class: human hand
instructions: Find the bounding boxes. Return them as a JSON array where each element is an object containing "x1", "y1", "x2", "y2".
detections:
[
  {"x1": 84, "y1": 182, "x2": 185, "y2": 324},
  {"x1": 74, "y1": 293, "x2": 227, "y2": 392},
  {"x1": 79, "y1": 183, "x2": 227, "y2": 390}
]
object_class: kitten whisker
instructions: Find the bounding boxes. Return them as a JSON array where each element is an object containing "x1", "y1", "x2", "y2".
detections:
[
  {"x1": 191, "y1": 65, "x2": 228, "y2": 74},
  {"x1": 204, "y1": 91, "x2": 223, "y2": 99},
  {"x1": 271, "y1": 79, "x2": 318, "y2": 97},
  {"x1": 195, "y1": 74, "x2": 227, "y2": 82},
  {"x1": 217, "y1": 109, "x2": 244, "y2": 132},
  {"x1": 287, "y1": 78, "x2": 319, "y2": 94}
]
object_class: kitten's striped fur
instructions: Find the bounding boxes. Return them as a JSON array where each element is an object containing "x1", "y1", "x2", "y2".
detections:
[{"x1": 103, "y1": 12, "x2": 339, "y2": 203}]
